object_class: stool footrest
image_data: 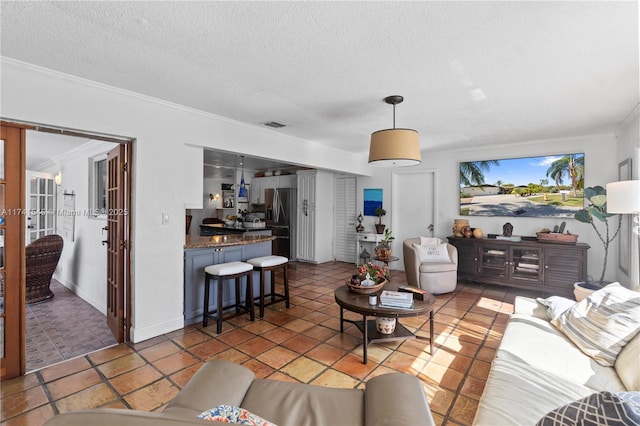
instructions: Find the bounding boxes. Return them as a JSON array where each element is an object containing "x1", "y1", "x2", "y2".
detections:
[{"x1": 254, "y1": 292, "x2": 288, "y2": 307}]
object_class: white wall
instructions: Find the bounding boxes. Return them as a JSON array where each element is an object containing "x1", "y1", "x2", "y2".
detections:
[
  {"x1": 53, "y1": 142, "x2": 116, "y2": 312},
  {"x1": 358, "y1": 134, "x2": 621, "y2": 284},
  {"x1": 615, "y1": 107, "x2": 640, "y2": 287},
  {"x1": 1, "y1": 58, "x2": 370, "y2": 342}
]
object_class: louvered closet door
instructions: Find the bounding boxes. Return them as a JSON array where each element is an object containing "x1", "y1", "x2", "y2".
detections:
[{"x1": 334, "y1": 176, "x2": 357, "y2": 263}]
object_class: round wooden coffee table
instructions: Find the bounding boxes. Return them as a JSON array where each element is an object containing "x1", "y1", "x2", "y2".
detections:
[{"x1": 334, "y1": 283, "x2": 435, "y2": 364}]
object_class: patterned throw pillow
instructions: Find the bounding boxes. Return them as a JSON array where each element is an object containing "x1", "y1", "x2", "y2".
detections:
[
  {"x1": 198, "y1": 405, "x2": 277, "y2": 426},
  {"x1": 536, "y1": 391, "x2": 640, "y2": 426},
  {"x1": 551, "y1": 282, "x2": 640, "y2": 366}
]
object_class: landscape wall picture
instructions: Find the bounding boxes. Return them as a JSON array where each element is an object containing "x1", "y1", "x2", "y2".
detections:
[{"x1": 459, "y1": 153, "x2": 585, "y2": 218}]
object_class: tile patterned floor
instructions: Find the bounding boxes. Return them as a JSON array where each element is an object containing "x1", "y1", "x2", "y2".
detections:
[
  {"x1": 25, "y1": 280, "x2": 118, "y2": 372},
  {"x1": 2, "y1": 261, "x2": 542, "y2": 426}
]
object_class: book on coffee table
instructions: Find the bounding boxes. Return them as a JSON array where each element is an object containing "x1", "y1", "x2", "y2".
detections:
[
  {"x1": 379, "y1": 290, "x2": 414, "y2": 308},
  {"x1": 397, "y1": 286, "x2": 430, "y2": 301}
]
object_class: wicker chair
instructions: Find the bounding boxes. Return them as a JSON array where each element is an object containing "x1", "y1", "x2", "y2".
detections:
[{"x1": 26, "y1": 234, "x2": 64, "y2": 304}]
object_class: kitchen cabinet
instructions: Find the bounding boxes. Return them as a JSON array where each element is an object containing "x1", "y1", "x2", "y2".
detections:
[
  {"x1": 277, "y1": 175, "x2": 296, "y2": 188},
  {"x1": 250, "y1": 175, "x2": 297, "y2": 204},
  {"x1": 250, "y1": 179, "x2": 263, "y2": 204},
  {"x1": 448, "y1": 236, "x2": 589, "y2": 297},
  {"x1": 296, "y1": 170, "x2": 333, "y2": 263}
]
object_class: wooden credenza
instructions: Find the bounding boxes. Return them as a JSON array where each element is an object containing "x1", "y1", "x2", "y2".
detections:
[{"x1": 447, "y1": 236, "x2": 589, "y2": 297}]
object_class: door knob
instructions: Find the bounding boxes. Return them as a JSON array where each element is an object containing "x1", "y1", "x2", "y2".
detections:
[{"x1": 102, "y1": 240, "x2": 108, "y2": 246}]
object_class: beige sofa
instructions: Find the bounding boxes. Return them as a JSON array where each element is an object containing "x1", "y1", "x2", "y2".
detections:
[
  {"x1": 403, "y1": 237, "x2": 458, "y2": 294},
  {"x1": 45, "y1": 359, "x2": 435, "y2": 426},
  {"x1": 473, "y1": 294, "x2": 640, "y2": 425}
]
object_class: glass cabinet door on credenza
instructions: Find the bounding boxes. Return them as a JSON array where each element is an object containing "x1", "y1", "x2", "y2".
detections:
[
  {"x1": 510, "y1": 247, "x2": 542, "y2": 284},
  {"x1": 479, "y1": 244, "x2": 543, "y2": 285},
  {"x1": 478, "y1": 244, "x2": 508, "y2": 280}
]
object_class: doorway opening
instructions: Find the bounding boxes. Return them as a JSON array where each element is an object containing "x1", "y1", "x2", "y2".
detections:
[{"x1": 2, "y1": 121, "x2": 133, "y2": 377}]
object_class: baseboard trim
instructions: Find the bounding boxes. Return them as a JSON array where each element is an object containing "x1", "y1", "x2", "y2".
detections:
[{"x1": 130, "y1": 317, "x2": 185, "y2": 343}]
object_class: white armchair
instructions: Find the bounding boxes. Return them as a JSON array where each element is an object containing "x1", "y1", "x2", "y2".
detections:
[{"x1": 403, "y1": 237, "x2": 458, "y2": 294}]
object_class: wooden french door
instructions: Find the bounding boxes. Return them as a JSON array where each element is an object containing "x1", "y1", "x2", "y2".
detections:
[
  {"x1": 1, "y1": 123, "x2": 26, "y2": 380},
  {"x1": 106, "y1": 144, "x2": 128, "y2": 342}
]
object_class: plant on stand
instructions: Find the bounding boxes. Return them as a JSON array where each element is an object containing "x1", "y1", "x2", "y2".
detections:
[
  {"x1": 375, "y1": 229, "x2": 394, "y2": 261},
  {"x1": 374, "y1": 207, "x2": 386, "y2": 234},
  {"x1": 574, "y1": 185, "x2": 621, "y2": 287}
]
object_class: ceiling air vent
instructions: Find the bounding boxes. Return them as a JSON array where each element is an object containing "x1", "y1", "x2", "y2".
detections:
[{"x1": 262, "y1": 121, "x2": 286, "y2": 128}]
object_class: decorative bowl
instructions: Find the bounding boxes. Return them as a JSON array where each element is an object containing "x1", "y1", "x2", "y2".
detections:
[
  {"x1": 536, "y1": 232, "x2": 578, "y2": 244},
  {"x1": 346, "y1": 278, "x2": 386, "y2": 294}
]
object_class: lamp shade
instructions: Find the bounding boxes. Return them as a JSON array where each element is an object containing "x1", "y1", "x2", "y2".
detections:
[
  {"x1": 606, "y1": 180, "x2": 640, "y2": 213},
  {"x1": 368, "y1": 129, "x2": 421, "y2": 167}
]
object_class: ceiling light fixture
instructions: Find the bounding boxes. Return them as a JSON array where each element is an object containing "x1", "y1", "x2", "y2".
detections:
[
  {"x1": 238, "y1": 156, "x2": 248, "y2": 199},
  {"x1": 368, "y1": 95, "x2": 421, "y2": 167}
]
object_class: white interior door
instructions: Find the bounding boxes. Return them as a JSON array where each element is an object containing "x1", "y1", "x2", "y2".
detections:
[
  {"x1": 25, "y1": 172, "x2": 56, "y2": 244},
  {"x1": 392, "y1": 170, "x2": 436, "y2": 270},
  {"x1": 334, "y1": 176, "x2": 357, "y2": 263}
]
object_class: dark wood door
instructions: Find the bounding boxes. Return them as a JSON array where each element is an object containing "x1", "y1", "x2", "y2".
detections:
[
  {"x1": 106, "y1": 145, "x2": 126, "y2": 342},
  {"x1": 1, "y1": 123, "x2": 26, "y2": 380}
]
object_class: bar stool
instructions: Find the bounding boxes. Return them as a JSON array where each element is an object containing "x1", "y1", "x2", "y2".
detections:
[
  {"x1": 246, "y1": 255, "x2": 290, "y2": 318},
  {"x1": 203, "y1": 261, "x2": 255, "y2": 333}
]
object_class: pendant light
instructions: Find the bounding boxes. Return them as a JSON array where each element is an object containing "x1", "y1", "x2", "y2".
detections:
[
  {"x1": 238, "y1": 156, "x2": 248, "y2": 199},
  {"x1": 368, "y1": 95, "x2": 421, "y2": 167}
]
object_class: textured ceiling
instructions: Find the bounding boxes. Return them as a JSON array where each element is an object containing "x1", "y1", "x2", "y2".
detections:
[{"x1": 2, "y1": 1, "x2": 638, "y2": 164}]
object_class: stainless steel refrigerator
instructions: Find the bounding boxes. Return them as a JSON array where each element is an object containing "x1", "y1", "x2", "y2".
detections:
[{"x1": 265, "y1": 188, "x2": 297, "y2": 260}]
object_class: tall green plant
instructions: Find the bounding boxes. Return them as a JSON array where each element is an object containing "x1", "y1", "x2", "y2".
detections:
[{"x1": 574, "y1": 186, "x2": 621, "y2": 284}]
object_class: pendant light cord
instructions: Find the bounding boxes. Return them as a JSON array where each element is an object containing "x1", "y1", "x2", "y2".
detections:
[{"x1": 392, "y1": 104, "x2": 396, "y2": 129}]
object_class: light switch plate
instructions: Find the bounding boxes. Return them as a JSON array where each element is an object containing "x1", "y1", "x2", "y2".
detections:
[{"x1": 162, "y1": 212, "x2": 170, "y2": 224}]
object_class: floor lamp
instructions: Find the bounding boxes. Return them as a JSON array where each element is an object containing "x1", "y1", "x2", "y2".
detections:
[{"x1": 606, "y1": 180, "x2": 640, "y2": 282}]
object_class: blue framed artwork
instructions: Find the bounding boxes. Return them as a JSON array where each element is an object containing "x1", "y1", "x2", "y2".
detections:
[{"x1": 364, "y1": 188, "x2": 383, "y2": 216}]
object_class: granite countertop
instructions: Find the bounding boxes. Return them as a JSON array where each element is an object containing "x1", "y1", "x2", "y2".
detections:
[
  {"x1": 185, "y1": 234, "x2": 275, "y2": 249},
  {"x1": 200, "y1": 223, "x2": 267, "y2": 233}
]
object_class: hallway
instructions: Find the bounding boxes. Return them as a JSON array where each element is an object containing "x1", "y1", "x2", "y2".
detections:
[{"x1": 26, "y1": 280, "x2": 117, "y2": 372}]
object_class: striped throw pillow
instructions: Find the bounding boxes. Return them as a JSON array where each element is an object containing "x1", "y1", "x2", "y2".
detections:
[{"x1": 552, "y1": 282, "x2": 640, "y2": 366}]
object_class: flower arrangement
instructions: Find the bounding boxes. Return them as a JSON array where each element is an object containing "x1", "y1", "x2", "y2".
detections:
[{"x1": 358, "y1": 262, "x2": 389, "y2": 282}]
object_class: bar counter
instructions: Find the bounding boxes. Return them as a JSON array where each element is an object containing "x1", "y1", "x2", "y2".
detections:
[
  {"x1": 184, "y1": 234, "x2": 274, "y2": 325},
  {"x1": 185, "y1": 233, "x2": 275, "y2": 249}
]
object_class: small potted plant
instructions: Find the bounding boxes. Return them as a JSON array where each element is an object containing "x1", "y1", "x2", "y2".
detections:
[
  {"x1": 357, "y1": 261, "x2": 389, "y2": 284},
  {"x1": 375, "y1": 228, "x2": 394, "y2": 261},
  {"x1": 374, "y1": 207, "x2": 386, "y2": 234}
]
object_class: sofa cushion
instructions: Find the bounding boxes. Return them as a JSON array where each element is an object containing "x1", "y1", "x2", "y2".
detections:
[
  {"x1": 473, "y1": 357, "x2": 596, "y2": 426},
  {"x1": 365, "y1": 373, "x2": 435, "y2": 426},
  {"x1": 535, "y1": 391, "x2": 640, "y2": 426},
  {"x1": 198, "y1": 405, "x2": 276, "y2": 425},
  {"x1": 164, "y1": 360, "x2": 256, "y2": 418},
  {"x1": 615, "y1": 332, "x2": 640, "y2": 391},
  {"x1": 241, "y1": 378, "x2": 364, "y2": 426},
  {"x1": 497, "y1": 314, "x2": 626, "y2": 391},
  {"x1": 551, "y1": 282, "x2": 640, "y2": 367}
]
